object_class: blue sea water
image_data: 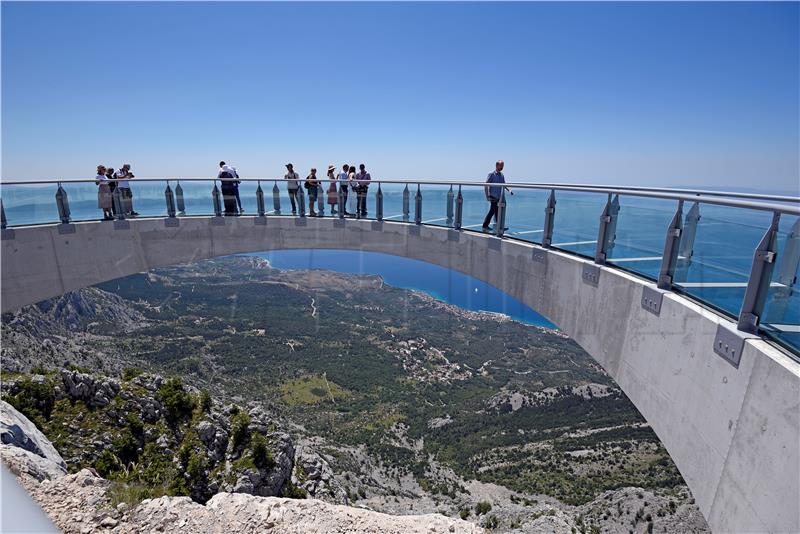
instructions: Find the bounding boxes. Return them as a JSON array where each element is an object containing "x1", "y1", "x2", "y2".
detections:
[
  {"x1": 1, "y1": 181, "x2": 797, "y2": 348},
  {"x1": 248, "y1": 249, "x2": 555, "y2": 328}
]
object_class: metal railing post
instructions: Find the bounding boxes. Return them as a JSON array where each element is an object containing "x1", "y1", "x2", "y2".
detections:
[
  {"x1": 376, "y1": 184, "x2": 384, "y2": 221},
  {"x1": 455, "y1": 186, "x2": 463, "y2": 230},
  {"x1": 256, "y1": 182, "x2": 266, "y2": 217},
  {"x1": 317, "y1": 185, "x2": 324, "y2": 216},
  {"x1": 542, "y1": 190, "x2": 556, "y2": 248},
  {"x1": 402, "y1": 185, "x2": 410, "y2": 222},
  {"x1": 1, "y1": 200, "x2": 7, "y2": 229},
  {"x1": 737, "y1": 211, "x2": 781, "y2": 334},
  {"x1": 212, "y1": 181, "x2": 222, "y2": 217},
  {"x1": 414, "y1": 184, "x2": 422, "y2": 224},
  {"x1": 594, "y1": 193, "x2": 619, "y2": 264},
  {"x1": 657, "y1": 200, "x2": 684, "y2": 290},
  {"x1": 496, "y1": 191, "x2": 507, "y2": 237},
  {"x1": 175, "y1": 181, "x2": 186, "y2": 214},
  {"x1": 356, "y1": 186, "x2": 362, "y2": 220},
  {"x1": 298, "y1": 187, "x2": 306, "y2": 217},
  {"x1": 165, "y1": 182, "x2": 176, "y2": 218},
  {"x1": 112, "y1": 186, "x2": 125, "y2": 220},
  {"x1": 272, "y1": 182, "x2": 281, "y2": 215},
  {"x1": 55, "y1": 183, "x2": 71, "y2": 224},
  {"x1": 678, "y1": 202, "x2": 700, "y2": 266},
  {"x1": 446, "y1": 185, "x2": 454, "y2": 226}
]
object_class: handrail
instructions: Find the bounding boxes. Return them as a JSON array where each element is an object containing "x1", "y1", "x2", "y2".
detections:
[
  {"x1": 1, "y1": 178, "x2": 798, "y2": 215},
  {"x1": 2, "y1": 176, "x2": 798, "y2": 355}
]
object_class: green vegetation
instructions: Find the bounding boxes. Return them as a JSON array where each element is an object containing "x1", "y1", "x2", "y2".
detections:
[
  {"x1": 6, "y1": 376, "x2": 56, "y2": 426},
  {"x1": 280, "y1": 375, "x2": 349, "y2": 405},
  {"x1": 251, "y1": 433, "x2": 274, "y2": 469},
  {"x1": 157, "y1": 377, "x2": 195, "y2": 425},
  {"x1": 230, "y1": 410, "x2": 251, "y2": 451},
  {"x1": 475, "y1": 501, "x2": 492, "y2": 515}
]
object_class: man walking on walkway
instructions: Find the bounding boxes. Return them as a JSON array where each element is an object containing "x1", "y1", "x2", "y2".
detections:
[
  {"x1": 482, "y1": 160, "x2": 511, "y2": 231},
  {"x1": 285, "y1": 163, "x2": 302, "y2": 215}
]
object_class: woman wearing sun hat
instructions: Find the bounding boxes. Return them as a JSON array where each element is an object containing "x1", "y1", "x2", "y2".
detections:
[{"x1": 326, "y1": 165, "x2": 339, "y2": 215}]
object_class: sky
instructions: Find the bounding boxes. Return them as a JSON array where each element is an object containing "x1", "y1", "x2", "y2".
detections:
[{"x1": 1, "y1": 1, "x2": 798, "y2": 192}]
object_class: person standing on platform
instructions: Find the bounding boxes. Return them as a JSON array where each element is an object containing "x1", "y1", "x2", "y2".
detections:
[
  {"x1": 105, "y1": 166, "x2": 117, "y2": 216},
  {"x1": 347, "y1": 164, "x2": 357, "y2": 216},
  {"x1": 327, "y1": 165, "x2": 339, "y2": 215},
  {"x1": 218, "y1": 161, "x2": 239, "y2": 215},
  {"x1": 355, "y1": 163, "x2": 371, "y2": 217},
  {"x1": 285, "y1": 163, "x2": 302, "y2": 215},
  {"x1": 482, "y1": 160, "x2": 512, "y2": 231},
  {"x1": 95, "y1": 165, "x2": 113, "y2": 220},
  {"x1": 338, "y1": 164, "x2": 350, "y2": 216},
  {"x1": 115, "y1": 164, "x2": 139, "y2": 216},
  {"x1": 305, "y1": 168, "x2": 319, "y2": 217}
]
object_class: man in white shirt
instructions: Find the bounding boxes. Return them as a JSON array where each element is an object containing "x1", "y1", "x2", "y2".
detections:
[
  {"x1": 355, "y1": 164, "x2": 371, "y2": 217},
  {"x1": 285, "y1": 163, "x2": 302, "y2": 215},
  {"x1": 114, "y1": 164, "x2": 138, "y2": 216}
]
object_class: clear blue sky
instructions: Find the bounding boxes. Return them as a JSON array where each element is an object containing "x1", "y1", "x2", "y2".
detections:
[{"x1": 2, "y1": 1, "x2": 798, "y2": 192}]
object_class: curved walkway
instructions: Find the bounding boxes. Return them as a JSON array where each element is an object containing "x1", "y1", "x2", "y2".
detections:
[{"x1": 2, "y1": 216, "x2": 798, "y2": 533}]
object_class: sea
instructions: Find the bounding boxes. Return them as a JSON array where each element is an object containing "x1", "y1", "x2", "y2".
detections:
[{"x1": 2, "y1": 181, "x2": 797, "y2": 347}]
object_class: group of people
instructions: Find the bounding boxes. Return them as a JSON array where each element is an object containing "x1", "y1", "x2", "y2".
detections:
[
  {"x1": 95, "y1": 163, "x2": 139, "y2": 220},
  {"x1": 282, "y1": 163, "x2": 371, "y2": 217},
  {"x1": 94, "y1": 159, "x2": 509, "y2": 231}
]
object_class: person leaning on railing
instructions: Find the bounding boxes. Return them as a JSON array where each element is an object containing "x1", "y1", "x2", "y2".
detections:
[
  {"x1": 482, "y1": 160, "x2": 513, "y2": 232},
  {"x1": 217, "y1": 161, "x2": 240, "y2": 216},
  {"x1": 95, "y1": 165, "x2": 114, "y2": 221}
]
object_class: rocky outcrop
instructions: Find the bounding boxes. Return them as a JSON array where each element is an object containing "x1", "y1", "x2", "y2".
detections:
[
  {"x1": 292, "y1": 448, "x2": 348, "y2": 504},
  {"x1": 0, "y1": 400, "x2": 66, "y2": 473},
  {"x1": 59, "y1": 369, "x2": 121, "y2": 408},
  {"x1": 14, "y1": 468, "x2": 481, "y2": 534}
]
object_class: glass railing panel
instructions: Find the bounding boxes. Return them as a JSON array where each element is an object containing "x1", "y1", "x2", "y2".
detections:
[
  {"x1": 605, "y1": 196, "x2": 677, "y2": 280},
  {"x1": 174, "y1": 180, "x2": 215, "y2": 216},
  {"x1": 671, "y1": 205, "x2": 773, "y2": 318},
  {"x1": 1, "y1": 183, "x2": 60, "y2": 226},
  {"x1": 61, "y1": 181, "x2": 106, "y2": 222},
  {"x1": 503, "y1": 188, "x2": 548, "y2": 242},
  {"x1": 417, "y1": 184, "x2": 452, "y2": 227},
  {"x1": 550, "y1": 190, "x2": 608, "y2": 257},
  {"x1": 459, "y1": 184, "x2": 494, "y2": 231},
  {"x1": 761, "y1": 215, "x2": 800, "y2": 350}
]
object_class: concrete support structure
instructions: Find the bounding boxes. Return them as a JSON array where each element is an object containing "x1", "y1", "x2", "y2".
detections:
[{"x1": 2, "y1": 216, "x2": 798, "y2": 534}]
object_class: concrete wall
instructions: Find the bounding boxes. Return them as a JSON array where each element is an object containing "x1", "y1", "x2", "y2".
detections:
[{"x1": 2, "y1": 216, "x2": 798, "y2": 534}]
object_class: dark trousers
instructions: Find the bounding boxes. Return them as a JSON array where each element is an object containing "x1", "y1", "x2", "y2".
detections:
[
  {"x1": 120, "y1": 188, "x2": 134, "y2": 215},
  {"x1": 357, "y1": 188, "x2": 368, "y2": 216},
  {"x1": 339, "y1": 185, "x2": 349, "y2": 212},
  {"x1": 234, "y1": 186, "x2": 242, "y2": 211},
  {"x1": 288, "y1": 188, "x2": 300, "y2": 213},
  {"x1": 308, "y1": 186, "x2": 318, "y2": 212},
  {"x1": 109, "y1": 183, "x2": 117, "y2": 215},
  {"x1": 482, "y1": 198, "x2": 499, "y2": 228}
]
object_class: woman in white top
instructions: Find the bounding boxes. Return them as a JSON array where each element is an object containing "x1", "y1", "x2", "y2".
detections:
[
  {"x1": 347, "y1": 164, "x2": 357, "y2": 216},
  {"x1": 95, "y1": 165, "x2": 113, "y2": 220}
]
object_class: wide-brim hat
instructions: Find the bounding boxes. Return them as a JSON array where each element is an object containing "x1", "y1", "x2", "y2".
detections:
[
  {"x1": 327, "y1": 165, "x2": 336, "y2": 173},
  {"x1": 285, "y1": 163, "x2": 293, "y2": 168}
]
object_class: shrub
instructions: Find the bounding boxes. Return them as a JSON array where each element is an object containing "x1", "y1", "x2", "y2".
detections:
[
  {"x1": 475, "y1": 501, "x2": 492, "y2": 515},
  {"x1": 251, "y1": 433, "x2": 274, "y2": 469},
  {"x1": 483, "y1": 514, "x2": 499, "y2": 529},
  {"x1": 199, "y1": 390, "x2": 212, "y2": 413},
  {"x1": 113, "y1": 430, "x2": 140, "y2": 466},
  {"x1": 157, "y1": 377, "x2": 195, "y2": 425},
  {"x1": 122, "y1": 368, "x2": 142, "y2": 381},
  {"x1": 8, "y1": 378, "x2": 56, "y2": 425},
  {"x1": 94, "y1": 449, "x2": 120, "y2": 478},
  {"x1": 460, "y1": 508, "x2": 470, "y2": 520},
  {"x1": 230, "y1": 411, "x2": 252, "y2": 451},
  {"x1": 282, "y1": 481, "x2": 308, "y2": 499}
]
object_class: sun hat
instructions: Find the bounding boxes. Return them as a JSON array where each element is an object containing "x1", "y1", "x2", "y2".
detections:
[{"x1": 327, "y1": 165, "x2": 336, "y2": 173}]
